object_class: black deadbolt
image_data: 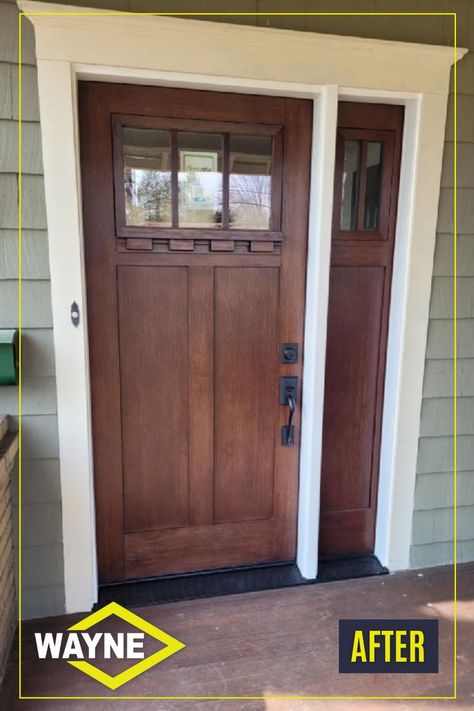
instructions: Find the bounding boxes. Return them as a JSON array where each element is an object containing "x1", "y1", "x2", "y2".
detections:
[{"x1": 280, "y1": 342, "x2": 298, "y2": 364}]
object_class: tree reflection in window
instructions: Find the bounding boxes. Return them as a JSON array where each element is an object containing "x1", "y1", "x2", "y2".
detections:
[
  {"x1": 123, "y1": 127, "x2": 172, "y2": 227},
  {"x1": 229, "y1": 135, "x2": 272, "y2": 230}
]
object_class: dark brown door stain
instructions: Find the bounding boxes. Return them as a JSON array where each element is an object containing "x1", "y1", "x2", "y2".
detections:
[
  {"x1": 79, "y1": 83, "x2": 312, "y2": 583},
  {"x1": 319, "y1": 102, "x2": 404, "y2": 557}
]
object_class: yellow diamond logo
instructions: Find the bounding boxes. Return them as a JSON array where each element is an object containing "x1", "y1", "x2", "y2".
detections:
[{"x1": 66, "y1": 601, "x2": 185, "y2": 690}]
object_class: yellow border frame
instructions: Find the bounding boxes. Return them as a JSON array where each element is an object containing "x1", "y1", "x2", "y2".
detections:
[{"x1": 17, "y1": 8, "x2": 458, "y2": 702}]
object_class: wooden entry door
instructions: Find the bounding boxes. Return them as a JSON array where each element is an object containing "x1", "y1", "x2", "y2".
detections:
[
  {"x1": 319, "y1": 103, "x2": 404, "y2": 557},
  {"x1": 79, "y1": 83, "x2": 312, "y2": 583}
]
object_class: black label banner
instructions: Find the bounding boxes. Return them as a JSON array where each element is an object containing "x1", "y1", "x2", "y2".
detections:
[{"x1": 339, "y1": 619, "x2": 439, "y2": 673}]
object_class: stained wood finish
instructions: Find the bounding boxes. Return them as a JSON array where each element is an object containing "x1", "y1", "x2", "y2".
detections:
[
  {"x1": 319, "y1": 102, "x2": 404, "y2": 557},
  {"x1": 214, "y1": 267, "x2": 279, "y2": 524},
  {"x1": 118, "y1": 266, "x2": 190, "y2": 533},
  {"x1": 7, "y1": 564, "x2": 467, "y2": 701},
  {"x1": 79, "y1": 82, "x2": 312, "y2": 582}
]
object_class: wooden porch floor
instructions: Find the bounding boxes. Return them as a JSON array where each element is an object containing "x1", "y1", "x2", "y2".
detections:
[{"x1": 2, "y1": 563, "x2": 473, "y2": 710}]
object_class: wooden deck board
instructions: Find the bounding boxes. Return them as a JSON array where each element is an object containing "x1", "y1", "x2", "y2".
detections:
[{"x1": 1, "y1": 563, "x2": 473, "y2": 709}]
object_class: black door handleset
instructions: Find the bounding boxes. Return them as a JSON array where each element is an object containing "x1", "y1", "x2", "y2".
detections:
[{"x1": 280, "y1": 376, "x2": 298, "y2": 447}]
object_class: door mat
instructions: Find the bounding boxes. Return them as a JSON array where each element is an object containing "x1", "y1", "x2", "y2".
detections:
[
  {"x1": 96, "y1": 555, "x2": 387, "y2": 609},
  {"x1": 317, "y1": 554, "x2": 388, "y2": 583},
  {"x1": 97, "y1": 563, "x2": 303, "y2": 609}
]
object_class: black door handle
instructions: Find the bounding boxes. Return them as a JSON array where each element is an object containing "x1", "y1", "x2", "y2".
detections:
[{"x1": 280, "y1": 376, "x2": 297, "y2": 446}]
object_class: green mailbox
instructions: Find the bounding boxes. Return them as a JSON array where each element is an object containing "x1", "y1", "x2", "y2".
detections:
[{"x1": 0, "y1": 329, "x2": 19, "y2": 385}]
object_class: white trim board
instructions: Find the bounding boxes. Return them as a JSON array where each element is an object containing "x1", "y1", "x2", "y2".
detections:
[{"x1": 21, "y1": 1, "x2": 465, "y2": 613}]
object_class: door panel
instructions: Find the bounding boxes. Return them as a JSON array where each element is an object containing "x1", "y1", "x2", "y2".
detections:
[
  {"x1": 321, "y1": 265, "x2": 384, "y2": 512},
  {"x1": 214, "y1": 267, "x2": 279, "y2": 524},
  {"x1": 319, "y1": 103, "x2": 403, "y2": 557},
  {"x1": 79, "y1": 83, "x2": 311, "y2": 582},
  {"x1": 119, "y1": 266, "x2": 190, "y2": 533}
]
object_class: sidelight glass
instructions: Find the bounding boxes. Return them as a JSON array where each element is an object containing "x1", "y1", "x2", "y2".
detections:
[
  {"x1": 178, "y1": 132, "x2": 223, "y2": 228},
  {"x1": 123, "y1": 127, "x2": 172, "y2": 226},
  {"x1": 229, "y1": 135, "x2": 272, "y2": 230},
  {"x1": 363, "y1": 141, "x2": 383, "y2": 229},
  {"x1": 340, "y1": 139, "x2": 360, "y2": 231}
]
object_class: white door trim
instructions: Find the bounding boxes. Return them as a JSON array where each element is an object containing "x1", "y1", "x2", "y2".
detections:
[{"x1": 22, "y1": 1, "x2": 463, "y2": 612}]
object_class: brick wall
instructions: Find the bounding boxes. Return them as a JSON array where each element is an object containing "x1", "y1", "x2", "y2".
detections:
[{"x1": 0, "y1": 417, "x2": 18, "y2": 684}]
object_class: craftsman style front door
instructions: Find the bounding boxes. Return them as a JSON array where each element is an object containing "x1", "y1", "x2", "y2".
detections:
[{"x1": 79, "y1": 83, "x2": 312, "y2": 583}]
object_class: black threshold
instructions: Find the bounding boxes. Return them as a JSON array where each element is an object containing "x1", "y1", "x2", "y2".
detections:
[{"x1": 96, "y1": 554, "x2": 388, "y2": 609}]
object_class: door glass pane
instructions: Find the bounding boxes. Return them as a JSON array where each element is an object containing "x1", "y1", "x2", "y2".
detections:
[
  {"x1": 123, "y1": 128, "x2": 172, "y2": 227},
  {"x1": 178, "y1": 132, "x2": 223, "y2": 228},
  {"x1": 340, "y1": 140, "x2": 360, "y2": 230},
  {"x1": 364, "y1": 142, "x2": 383, "y2": 229},
  {"x1": 229, "y1": 135, "x2": 272, "y2": 230}
]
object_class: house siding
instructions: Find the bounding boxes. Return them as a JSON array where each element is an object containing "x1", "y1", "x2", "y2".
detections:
[
  {"x1": 0, "y1": 0, "x2": 64, "y2": 619},
  {"x1": 0, "y1": 0, "x2": 472, "y2": 617}
]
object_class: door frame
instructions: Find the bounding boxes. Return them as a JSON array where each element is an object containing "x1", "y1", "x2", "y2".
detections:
[{"x1": 22, "y1": 2, "x2": 464, "y2": 613}]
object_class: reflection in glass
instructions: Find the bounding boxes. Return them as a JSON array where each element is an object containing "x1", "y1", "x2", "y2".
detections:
[
  {"x1": 123, "y1": 128, "x2": 172, "y2": 226},
  {"x1": 178, "y1": 133, "x2": 223, "y2": 228},
  {"x1": 364, "y1": 142, "x2": 383, "y2": 229},
  {"x1": 229, "y1": 135, "x2": 272, "y2": 230},
  {"x1": 340, "y1": 140, "x2": 360, "y2": 230}
]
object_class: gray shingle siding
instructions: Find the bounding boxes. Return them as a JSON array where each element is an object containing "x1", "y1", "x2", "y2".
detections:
[
  {"x1": 0, "y1": 0, "x2": 472, "y2": 618},
  {"x1": 410, "y1": 1, "x2": 474, "y2": 564},
  {"x1": 0, "y1": 0, "x2": 64, "y2": 619}
]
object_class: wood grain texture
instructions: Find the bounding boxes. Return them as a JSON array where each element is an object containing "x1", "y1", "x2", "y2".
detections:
[
  {"x1": 319, "y1": 101, "x2": 404, "y2": 557},
  {"x1": 214, "y1": 267, "x2": 279, "y2": 524},
  {"x1": 119, "y1": 266, "x2": 190, "y2": 533},
  {"x1": 79, "y1": 81, "x2": 125, "y2": 581},
  {"x1": 188, "y1": 267, "x2": 214, "y2": 526},
  {"x1": 80, "y1": 83, "x2": 312, "y2": 582},
  {"x1": 8, "y1": 564, "x2": 468, "y2": 700},
  {"x1": 320, "y1": 265, "x2": 385, "y2": 512}
]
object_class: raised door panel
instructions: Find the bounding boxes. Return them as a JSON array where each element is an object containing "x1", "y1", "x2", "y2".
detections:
[
  {"x1": 320, "y1": 265, "x2": 385, "y2": 513},
  {"x1": 214, "y1": 267, "x2": 279, "y2": 524},
  {"x1": 119, "y1": 266, "x2": 190, "y2": 532}
]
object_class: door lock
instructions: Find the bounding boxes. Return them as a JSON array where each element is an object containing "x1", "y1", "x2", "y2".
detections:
[
  {"x1": 280, "y1": 376, "x2": 297, "y2": 446},
  {"x1": 280, "y1": 342, "x2": 299, "y2": 364}
]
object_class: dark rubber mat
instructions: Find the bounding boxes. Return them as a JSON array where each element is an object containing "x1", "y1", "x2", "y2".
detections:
[
  {"x1": 97, "y1": 555, "x2": 387, "y2": 609},
  {"x1": 317, "y1": 553, "x2": 388, "y2": 583},
  {"x1": 97, "y1": 563, "x2": 305, "y2": 609}
]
